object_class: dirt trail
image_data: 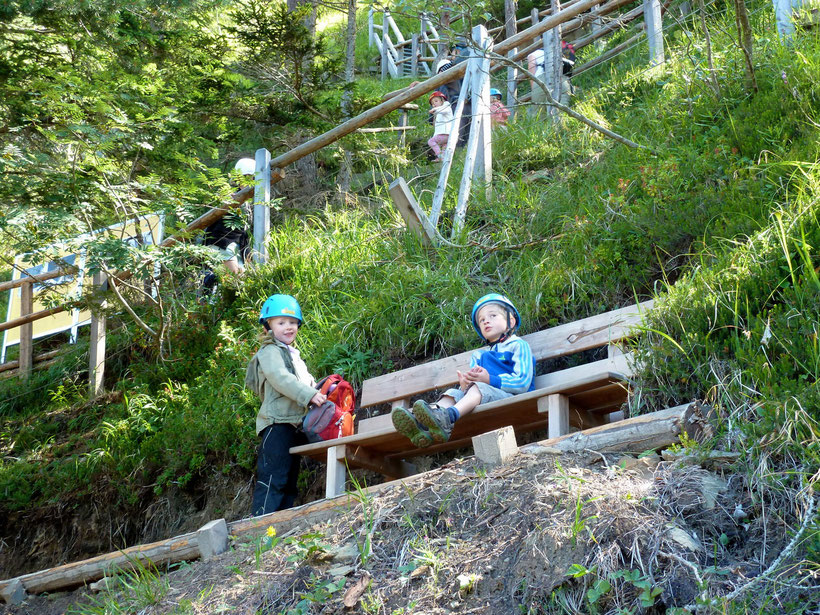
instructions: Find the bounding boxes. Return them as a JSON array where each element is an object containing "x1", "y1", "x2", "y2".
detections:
[{"x1": 3, "y1": 445, "x2": 813, "y2": 615}]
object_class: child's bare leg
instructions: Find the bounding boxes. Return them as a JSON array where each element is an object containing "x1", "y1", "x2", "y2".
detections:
[
  {"x1": 435, "y1": 394, "x2": 456, "y2": 408},
  {"x1": 451, "y1": 385, "x2": 482, "y2": 418}
]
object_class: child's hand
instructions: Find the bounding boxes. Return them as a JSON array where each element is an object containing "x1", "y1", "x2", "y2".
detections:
[
  {"x1": 457, "y1": 370, "x2": 470, "y2": 390},
  {"x1": 464, "y1": 366, "x2": 490, "y2": 384},
  {"x1": 310, "y1": 392, "x2": 327, "y2": 407}
]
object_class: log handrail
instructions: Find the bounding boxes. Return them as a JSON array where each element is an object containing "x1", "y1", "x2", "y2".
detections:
[
  {"x1": 0, "y1": 266, "x2": 79, "y2": 293},
  {"x1": 0, "y1": 187, "x2": 253, "y2": 335},
  {"x1": 273, "y1": 0, "x2": 601, "y2": 176}
]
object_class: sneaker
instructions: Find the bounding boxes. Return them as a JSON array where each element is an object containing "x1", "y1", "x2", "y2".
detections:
[
  {"x1": 413, "y1": 400, "x2": 454, "y2": 443},
  {"x1": 391, "y1": 406, "x2": 433, "y2": 448}
]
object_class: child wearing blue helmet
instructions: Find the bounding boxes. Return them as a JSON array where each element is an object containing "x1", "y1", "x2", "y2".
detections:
[
  {"x1": 391, "y1": 293, "x2": 534, "y2": 447},
  {"x1": 245, "y1": 294, "x2": 327, "y2": 516}
]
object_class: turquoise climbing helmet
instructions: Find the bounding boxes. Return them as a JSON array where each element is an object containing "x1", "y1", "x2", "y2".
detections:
[
  {"x1": 471, "y1": 293, "x2": 521, "y2": 341},
  {"x1": 259, "y1": 294, "x2": 303, "y2": 326},
  {"x1": 490, "y1": 88, "x2": 502, "y2": 97}
]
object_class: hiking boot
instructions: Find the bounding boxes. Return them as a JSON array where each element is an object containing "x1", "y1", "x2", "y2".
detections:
[
  {"x1": 391, "y1": 406, "x2": 433, "y2": 448},
  {"x1": 413, "y1": 400, "x2": 454, "y2": 443}
]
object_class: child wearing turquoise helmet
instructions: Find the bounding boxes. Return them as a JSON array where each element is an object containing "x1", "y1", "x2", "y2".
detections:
[
  {"x1": 391, "y1": 293, "x2": 534, "y2": 447},
  {"x1": 245, "y1": 294, "x2": 326, "y2": 515},
  {"x1": 489, "y1": 88, "x2": 510, "y2": 127}
]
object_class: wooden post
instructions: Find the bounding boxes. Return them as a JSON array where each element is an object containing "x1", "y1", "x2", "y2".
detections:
[
  {"x1": 411, "y1": 34, "x2": 419, "y2": 77},
  {"x1": 452, "y1": 26, "x2": 492, "y2": 236},
  {"x1": 88, "y1": 271, "x2": 107, "y2": 397},
  {"x1": 505, "y1": 0, "x2": 518, "y2": 116},
  {"x1": 253, "y1": 148, "x2": 271, "y2": 264},
  {"x1": 477, "y1": 37, "x2": 493, "y2": 194},
  {"x1": 545, "y1": 394, "x2": 570, "y2": 438},
  {"x1": 18, "y1": 280, "x2": 33, "y2": 380},
  {"x1": 550, "y1": 0, "x2": 563, "y2": 105},
  {"x1": 540, "y1": 13, "x2": 557, "y2": 118},
  {"x1": 381, "y1": 13, "x2": 388, "y2": 80},
  {"x1": 368, "y1": 7, "x2": 374, "y2": 47},
  {"x1": 429, "y1": 61, "x2": 475, "y2": 228},
  {"x1": 388, "y1": 177, "x2": 438, "y2": 246},
  {"x1": 326, "y1": 445, "x2": 347, "y2": 498},
  {"x1": 398, "y1": 107, "x2": 409, "y2": 147},
  {"x1": 644, "y1": 0, "x2": 664, "y2": 65}
]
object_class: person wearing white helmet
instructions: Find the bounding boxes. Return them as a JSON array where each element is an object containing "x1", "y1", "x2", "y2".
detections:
[
  {"x1": 200, "y1": 158, "x2": 254, "y2": 297},
  {"x1": 391, "y1": 293, "x2": 535, "y2": 447},
  {"x1": 206, "y1": 158, "x2": 254, "y2": 273}
]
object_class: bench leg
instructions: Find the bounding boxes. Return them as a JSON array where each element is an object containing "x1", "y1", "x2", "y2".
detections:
[
  {"x1": 326, "y1": 445, "x2": 347, "y2": 499},
  {"x1": 540, "y1": 394, "x2": 569, "y2": 439}
]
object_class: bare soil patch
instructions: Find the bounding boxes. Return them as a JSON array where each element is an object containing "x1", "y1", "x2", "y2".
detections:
[{"x1": 2, "y1": 448, "x2": 815, "y2": 614}]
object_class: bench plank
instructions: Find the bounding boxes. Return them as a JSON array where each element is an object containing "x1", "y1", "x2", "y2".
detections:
[{"x1": 359, "y1": 300, "x2": 652, "y2": 407}]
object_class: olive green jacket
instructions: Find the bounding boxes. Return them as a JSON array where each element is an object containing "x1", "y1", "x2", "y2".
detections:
[{"x1": 245, "y1": 337, "x2": 317, "y2": 434}]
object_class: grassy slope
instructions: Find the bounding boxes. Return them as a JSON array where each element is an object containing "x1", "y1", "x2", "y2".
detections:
[{"x1": 1, "y1": 0, "x2": 819, "y2": 600}]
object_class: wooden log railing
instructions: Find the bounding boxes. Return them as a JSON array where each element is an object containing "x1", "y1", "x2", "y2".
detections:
[{"x1": 0, "y1": 186, "x2": 253, "y2": 383}]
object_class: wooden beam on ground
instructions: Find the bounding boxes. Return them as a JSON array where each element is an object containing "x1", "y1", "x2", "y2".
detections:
[
  {"x1": 0, "y1": 532, "x2": 201, "y2": 596},
  {"x1": 388, "y1": 177, "x2": 439, "y2": 246},
  {"x1": 523, "y1": 402, "x2": 714, "y2": 454}
]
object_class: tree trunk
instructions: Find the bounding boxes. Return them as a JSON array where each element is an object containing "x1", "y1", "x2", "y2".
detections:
[
  {"x1": 734, "y1": 0, "x2": 758, "y2": 92},
  {"x1": 288, "y1": 0, "x2": 318, "y2": 73}
]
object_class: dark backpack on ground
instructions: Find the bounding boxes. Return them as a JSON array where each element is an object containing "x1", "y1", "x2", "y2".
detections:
[{"x1": 302, "y1": 374, "x2": 355, "y2": 443}]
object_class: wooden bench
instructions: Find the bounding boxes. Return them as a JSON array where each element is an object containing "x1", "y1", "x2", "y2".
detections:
[{"x1": 291, "y1": 300, "x2": 653, "y2": 497}]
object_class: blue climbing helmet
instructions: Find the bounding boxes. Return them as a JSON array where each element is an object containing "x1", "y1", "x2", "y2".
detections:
[
  {"x1": 490, "y1": 88, "x2": 502, "y2": 98},
  {"x1": 259, "y1": 294, "x2": 303, "y2": 327},
  {"x1": 471, "y1": 293, "x2": 521, "y2": 342}
]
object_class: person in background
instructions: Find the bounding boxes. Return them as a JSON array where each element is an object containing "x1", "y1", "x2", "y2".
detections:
[
  {"x1": 527, "y1": 47, "x2": 548, "y2": 116},
  {"x1": 427, "y1": 90, "x2": 454, "y2": 163},
  {"x1": 489, "y1": 88, "x2": 511, "y2": 127},
  {"x1": 245, "y1": 294, "x2": 327, "y2": 516},
  {"x1": 199, "y1": 158, "x2": 254, "y2": 298},
  {"x1": 391, "y1": 294, "x2": 534, "y2": 447},
  {"x1": 527, "y1": 41, "x2": 575, "y2": 115}
]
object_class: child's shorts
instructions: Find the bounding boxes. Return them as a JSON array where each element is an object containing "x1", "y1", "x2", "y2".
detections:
[{"x1": 443, "y1": 382, "x2": 513, "y2": 405}]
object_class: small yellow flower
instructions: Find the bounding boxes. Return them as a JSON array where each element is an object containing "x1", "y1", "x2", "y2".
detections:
[{"x1": 266, "y1": 526, "x2": 276, "y2": 538}]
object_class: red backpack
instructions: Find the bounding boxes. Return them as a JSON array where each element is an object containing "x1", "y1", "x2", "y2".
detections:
[{"x1": 302, "y1": 374, "x2": 356, "y2": 442}]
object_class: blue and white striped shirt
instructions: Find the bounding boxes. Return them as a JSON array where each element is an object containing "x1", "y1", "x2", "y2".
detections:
[{"x1": 470, "y1": 335, "x2": 535, "y2": 393}]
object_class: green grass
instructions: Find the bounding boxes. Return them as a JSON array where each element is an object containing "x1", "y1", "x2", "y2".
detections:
[{"x1": 1, "y1": 5, "x2": 820, "y2": 602}]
